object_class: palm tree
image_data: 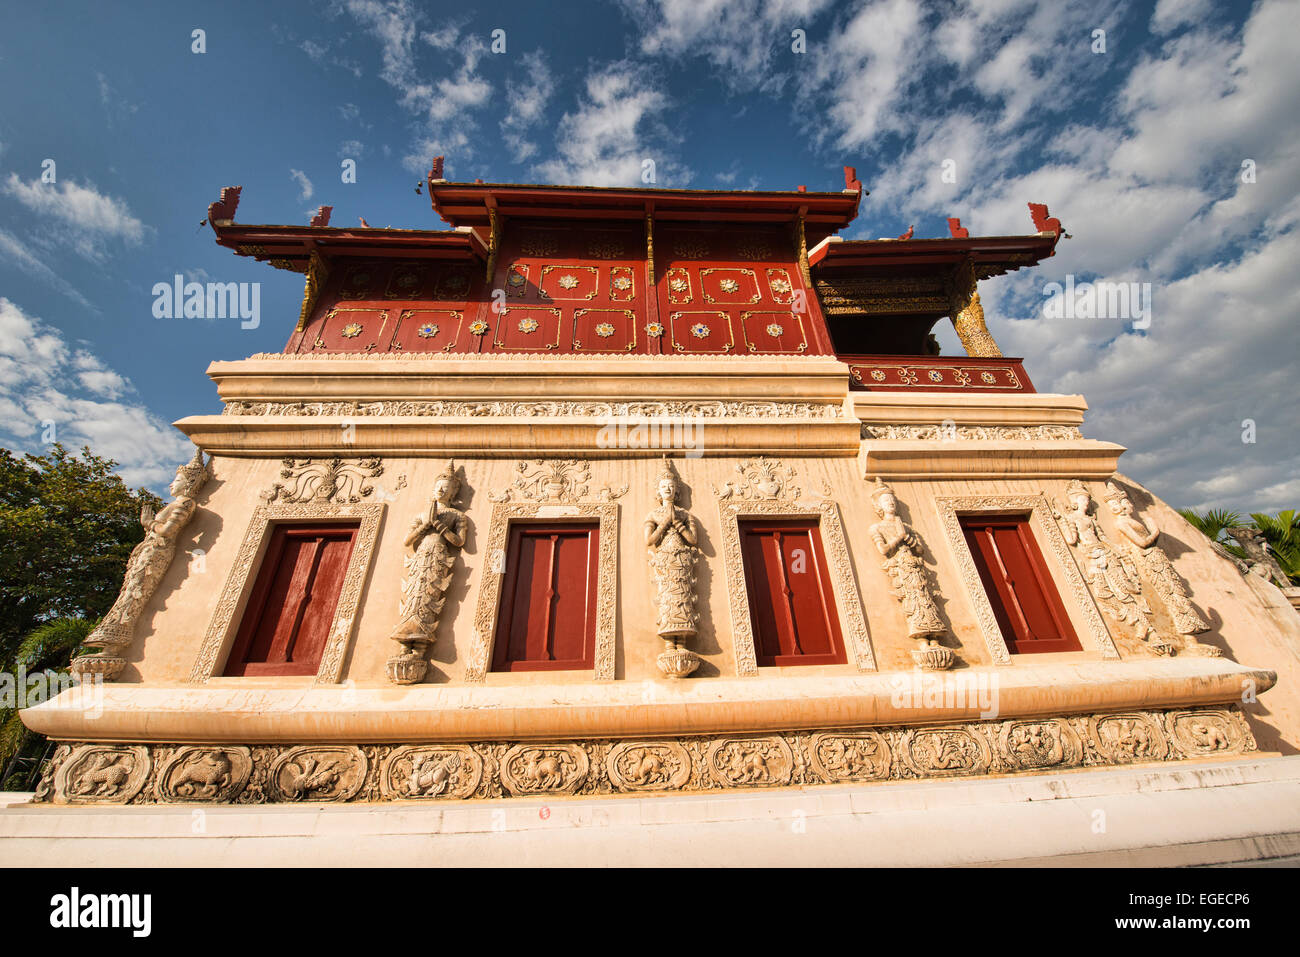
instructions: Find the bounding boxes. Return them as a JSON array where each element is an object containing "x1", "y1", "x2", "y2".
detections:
[
  {"x1": 1178, "y1": 508, "x2": 1248, "y2": 559},
  {"x1": 1249, "y1": 510, "x2": 1300, "y2": 584}
]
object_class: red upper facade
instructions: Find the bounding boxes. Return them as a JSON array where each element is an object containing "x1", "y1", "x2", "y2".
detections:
[{"x1": 208, "y1": 170, "x2": 1061, "y2": 382}]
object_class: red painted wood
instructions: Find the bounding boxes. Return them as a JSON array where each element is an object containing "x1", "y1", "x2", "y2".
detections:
[
  {"x1": 960, "y1": 517, "x2": 1081, "y2": 654},
  {"x1": 492, "y1": 522, "x2": 599, "y2": 672},
  {"x1": 844, "y1": 354, "x2": 1035, "y2": 393},
  {"x1": 224, "y1": 524, "x2": 359, "y2": 676},
  {"x1": 738, "y1": 519, "x2": 846, "y2": 667}
]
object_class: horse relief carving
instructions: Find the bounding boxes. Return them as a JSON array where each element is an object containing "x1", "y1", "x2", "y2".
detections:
[{"x1": 500, "y1": 745, "x2": 589, "y2": 795}]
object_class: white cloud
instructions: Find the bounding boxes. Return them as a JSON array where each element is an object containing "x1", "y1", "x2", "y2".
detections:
[
  {"x1": 535, "y1": 61, "x2": 687, "y2": 187},
  {"x1": 0, "y1": 228, "x2": 95, "y2": 310},
  {"x1": 0, "y1": 298, "x2": 191, "y2": 488},
  {"x1": 3, "y1": 173, "x2": 146, "y2": 251},
  {"x1": 1151, "y1": 0, "x2": 1213, "y2": 34},
  {"x1": 289, "y1": 168, "x2": 314, "y2": 202},
  {"x1": 501, "y1": 51, "x2": 556, "y2": 162}
]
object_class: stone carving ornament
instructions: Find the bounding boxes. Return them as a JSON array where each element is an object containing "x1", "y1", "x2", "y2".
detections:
[
  {"x1": 73, "y1": 447, "x2": 210, "y2": 681},
  {"x1": 263, "y1": 456, "x2": 383, "y2": 504},
  {"x1": 644, "y1": 459, "x2": 702, "y2": 678},
  {"x1": 488, "y1": 458, "x2": 627, "y2": 504},
  {"x1": 386, "y1": 461, "x2": 469, "y2": 684},
  {"x1": 1055, "y1": 479, "x2": 1173, "y2": 655},
  {"x1": 35, "y1": 705, "x2": 1255, "y2": 805},
  {"x1": 1103, "y1": 481, "x2": 1219, "y2": 656},
  {"x1": 867, "y1": 478, "x2": 954, "y2": 671}
]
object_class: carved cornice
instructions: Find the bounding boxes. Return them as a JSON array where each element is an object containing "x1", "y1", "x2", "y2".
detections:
[
  {"x1": 35, "y1": 704, "x2": 1257, "y2": 804},
  {"x1": 225, "y1": 399, "x2": 845, "y2": 420},
  {"x1": 862, "y1": 424, "x2": 1082, "y2": 441}
]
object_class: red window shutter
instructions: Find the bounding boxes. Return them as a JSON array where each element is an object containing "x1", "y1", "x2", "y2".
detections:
[
  {"x1": 224, "y1": 524, "x2": 359, "y2": 676},
  {"x1": 492, "y1": 523, "x2": 599, "y2": 672},
  {"x1": 960, "y1": 516, "x2": 1081, "y2": 654},
  {"x1": 738, "y1": 519, "x2": 846, "y2": 666}
]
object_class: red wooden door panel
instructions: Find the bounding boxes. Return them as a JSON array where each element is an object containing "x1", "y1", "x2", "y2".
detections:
[
  {"x1": 738, "y1": 519, "x2": 846, "y2": 666},
  {"x1": 960, "y1": 517, "x2": 1081, "y2": 654},
  {"x1": 492, "y1": 523, "x2": 599, "y2": 672},
  {"x1": 224, "y1": 524, "x2": 359, "y2": 676}
]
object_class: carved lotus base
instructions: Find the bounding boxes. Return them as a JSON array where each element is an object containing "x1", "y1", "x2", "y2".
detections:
[
  {"x1": 657, "y1": 647, "x2": 701, "y2": 679},
  {"x1": 1179, "y1": 640, "x2": 1223, "y2": 658},
  {"x1": 385, "y1": 654, "x2": 428, "y2": 685},
  {"x1": 911, "y1": 644, "x2": 955, "y2": 671},
  {"x1": 70, "y1": 653, "x2": 125, "y2": 682}
]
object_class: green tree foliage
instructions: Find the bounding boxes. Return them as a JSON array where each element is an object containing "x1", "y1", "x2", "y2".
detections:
[
  {"x1": 1248, "y1": 510, "x2": 1300, "y2": 583},
  {"x1": 1181, "y1": 506, "x2": 1300, "y2": 584},
  {"x1": 0, "y1": 445, "x2": 161, "y2": 789}
]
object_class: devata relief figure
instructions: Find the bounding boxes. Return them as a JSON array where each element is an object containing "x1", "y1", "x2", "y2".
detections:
[
  {"x1": 1104, "y1": 482, "x2": 1219, "y2": 656},
  {"x1": 73, "y1": 447, "x2": 211, "y2": 681},
  {"x1": 867, "y1": 478, "x2": 953, "y2": 671},
  {"x1": 1055, "y1": 479, "x2": 1172, "y2": 655},
  {"x1": 645, "y1": 459, "x2": 701, "y2": 678},
  {"x1": 386, "y1": 461, "x2": 468, "y2": 684}
]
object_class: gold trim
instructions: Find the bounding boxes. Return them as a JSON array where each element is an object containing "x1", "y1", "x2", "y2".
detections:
[
  {"x1": 609, "y1": 265, "x2": 635, "y2": 302},
  {"x1": 669, "y1": 310, "x2": 733, "y2": 353},
  {"x1": 494, "y1": 307, "x2": 562, "y2": 351},
  {"x1": 573, "y1": 308, "x2": 637, "y2": 352},
  {"x1": 538, "y1": 265, "x2": 599, "y2": 301},
  {"x1": 295, "y1": 250, "x2": 329, "y2": 333},
  {"x1": 739, "y1": 310, "x2": 808, "y2": 353},
  {"x1": 701, "y1": 267, "x2": 761, "y2": 304}
]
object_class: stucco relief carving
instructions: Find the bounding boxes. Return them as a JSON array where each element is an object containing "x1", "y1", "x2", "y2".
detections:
[
  {"x1": 899, "y1": 727, "x2": 992, "y2": 777},
  {"x1": 1103, "y1": 482, "x2": 1218, "y2": 656},
  {"x1": 387, "y1": 461, "x2": 468, "y2": 684},
  {"x1": 500, "y1": 744, "x2": 589, "y2": 795},
  {"x1": 706, "y1": 736, "x2": 794, "y2": 788},
  {"x1": 268, "y1": 746, "x2": 367, "y2": 802},
  {"x1": 645, "y1": 459, "x2": 701, "y2": 678},
  {"x1": 35, "y1": 704, "x2": 1257, "y2": 805},
  {"x1": 156, "y1": 746, "x2": 252, "y2": 802},
  {"x1": 381, "y1": 745, "x2": 483, "y2": 799},
  {"x1": 73, "y1": 448, "x2": 210, "y2": 681},
  {"x1": 999, "y1": 719, "x2": 1083, "y2": 771},
  {"x1": 487, "y1": 458, "x2": 627, "y2": 504},
  {"x1": 470, "y1": 462, "x2": 620, "y2": 682},
  {"x1": 263, "y1": 456, "x2": 383, "y2": 504},
  {"x1": 1088, "y1": 712, "x2": 1170, "y2": 764},
  {"x1": 53, "y1": 745, "x2": 151, "y2": 804},
  {"x1": 807, "y1": 732, "x2": 892, "y2": 782},
  {"x1": 935, "y1": 494, "x2": 1119, "y2": 664},
  {"x1": 1055, "y1": 480, "x2": 1172, "y2": 656},
  {"x1": 868, "y1": 478, "x2": 954, "y2": 671},
  {"x1": 225, "y1": 399, "x2": 844, "y2": 420},
  {"x1": 861, "y1": 424, "x2": 1082, "y2": 441},
  {"x1": 1165, "y1": 709, "x2": 1251, "y2": 758},
  {"x1": 716, "y1": 470, "x2": 876, "y2": 675},
  {"x1": 606, "y1": 741, "x2": 692, "y2": 791},
  {"x1": 189, "y1": 502, "x2": 385, "y2": 684}
]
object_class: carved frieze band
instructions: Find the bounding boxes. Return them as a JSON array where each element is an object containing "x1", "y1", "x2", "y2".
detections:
[
  {"x1": 35, "y1": 705, "x2": 1256, "y2": 805},
  {"x1": 934, "y1": 494, "x2": 1119, "y2": 664},
  {"x1": 861, "y1": 425, "x2": 1082, "y2": 441},
  {"x1": 188, "y1": 501, "x2": 385, "y2": 683},
  {"x1": 224, "y1": 399, "x2": 845, "y2": 420}
]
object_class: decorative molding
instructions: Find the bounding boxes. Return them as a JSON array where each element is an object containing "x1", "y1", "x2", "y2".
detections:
[
  {"x1": 262, "y1": 456, "x2": 384, "y2": 504},
  {"x1": 225, "y1": 399, "x2": 845, "y2": 420},
  {"x1": 469, "y1": 469, "x2": 620, "y2": 681},
  {"x1": 715, "y1": 461, "x2": 875, "y2": 675},
  {"x1": 934, "y1": 494, "x2": 1120, "y2": 664},
  {"x1": 188, "y1": 501, "x2": 385, "y2": 684},
  {"x1": 241, "y1": 350, "x2": 833, "y2": 362},
  {"x1": 295, "y1": 250, "x2": 329, "y2": 332},
  {"x1": 35, "y1": 704, "x2": 1257, "y2": 805},
  {"x1": 861, "y1": 424, "x2": 1081, "y2": 441}
]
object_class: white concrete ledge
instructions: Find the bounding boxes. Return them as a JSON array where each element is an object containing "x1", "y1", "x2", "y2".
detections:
[
  {"x1": 3, "y1": 756, "x2": 1298, "y2": 866},
  {"x1": 19, "y1": 657, "x2": 1275, "y2": 744}
]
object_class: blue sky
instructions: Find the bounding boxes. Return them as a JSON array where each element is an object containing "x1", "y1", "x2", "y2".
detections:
[{"x1": 0, "y1": 0, "x2": 1295, "y2": 512}]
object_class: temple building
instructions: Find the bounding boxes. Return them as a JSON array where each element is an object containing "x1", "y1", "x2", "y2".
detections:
[{"x1": 15, "y1": 166, "x2": 1300, "y2": 860}]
